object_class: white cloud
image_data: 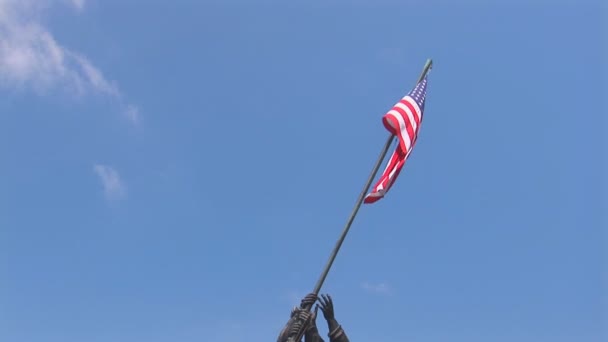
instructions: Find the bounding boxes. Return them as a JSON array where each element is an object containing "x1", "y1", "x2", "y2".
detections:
[
  {"x1": 284, "y1": 289, "x2": 305, "y2": 306},
  {"x1": 93, "y1": 164, "x2": 126, "y2": 199},
  {"x1": 361, "y1": 281, "x2": 391, "y2": 295},
  {"x1": 124, "y1": 104, "x2": 141, "y2": 125},
  {"x1": 68, "y1": 0, "x2": 85, "y2": 11},
  {"x1": 0, "y1": 0, "x2": 138, "y2": 124}
]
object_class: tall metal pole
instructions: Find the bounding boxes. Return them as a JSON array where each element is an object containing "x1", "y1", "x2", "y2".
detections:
[{"x1": 310, "y1": 58, "x2": 433, "y2": 297}]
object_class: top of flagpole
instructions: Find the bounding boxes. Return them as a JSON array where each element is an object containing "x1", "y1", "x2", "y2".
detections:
[{"x1": 417, "y1": 58, "x2": 433, "y2": 83}]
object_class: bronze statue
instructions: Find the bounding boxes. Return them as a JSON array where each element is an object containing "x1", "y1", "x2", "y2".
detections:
[
  {"x1": 277, "y1": 293, "x2": 350, "y2": 342},
  {"x1": 276, "y1": 293, "x2": 317, "y2": 342}
]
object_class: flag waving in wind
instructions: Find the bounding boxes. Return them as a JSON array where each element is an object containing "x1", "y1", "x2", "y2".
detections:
[{"x1": 364, "y1": 76, "x2": 429, "y2": 204}]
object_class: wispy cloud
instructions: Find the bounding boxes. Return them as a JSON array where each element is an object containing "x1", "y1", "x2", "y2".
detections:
[
  {"x1": 361, "y1": 281, "x2": 392, "y2": 295},
  {"x1": 284, "y1": 289, "x2": 305, "y2": 306},
  {"x1": 0, "y1": 0, "x2": 138, "y2": 124},
  {"x1": 93, "y1": 164, "x2": 126, "y2": 200},
  {"x1": 124, "y1": 104, "x2": 141, "y2": 125},
  {"x1": 68, "y1": 0, "x2": 85, "y2": 11}
]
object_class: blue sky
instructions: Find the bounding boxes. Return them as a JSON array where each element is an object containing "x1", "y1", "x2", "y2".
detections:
[{"x1": 0, "y1": 0, "x2": 605, "y2": 341}]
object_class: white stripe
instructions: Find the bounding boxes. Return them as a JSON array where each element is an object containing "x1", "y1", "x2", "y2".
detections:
[
  {"x1": 403, "y1": 96, "x2": 422, "y2": 122},
  {"x1": 384, "y1": 116, "x2": 398, "y2": 130},
  {"x1": 394, "y1": 101, "x2": 418, "y2": 132},
  {"x1": 387, "y1": 163, "x2": 399, "y2": 180},
  {"x1": 385, "y1": 148, "x2": 414, "y2": 191},
  {"x1": 387, "y1": 111, "x2": 412, "y2": 152},
  {"x1": 375, "y1": 175, "x2": 388, "y2": 192},
  {"x1": 366, "y1": 191, "x2": 383, "y2": 199}
]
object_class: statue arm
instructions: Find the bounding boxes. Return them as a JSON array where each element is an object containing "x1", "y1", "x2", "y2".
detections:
[
  {"x1": 305, "y1": 326, "x2": 325, "y2": 342},
  {"x1": 304, "y1": 306, "x2": 325, "y2": 342},
  {"x1": 276, "y1": 293, "x2": 321, "y2": 342},
  {"x1": 317, "y1": 294, "x2": 350, "y2": 342},
  {"x1": 327, "y1": 321, "x2": 349, "y2": 342}
]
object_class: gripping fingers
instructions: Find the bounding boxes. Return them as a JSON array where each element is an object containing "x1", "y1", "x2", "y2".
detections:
[
  {"x1": 300, "y1": 311, "x2": 311, "y2": 321},
  {"x1": 301, "y1": 293, "x2": 318, "y2": 307},
  {"x1": 290, "y1": 321, "x2": 303, "y2": 335}
]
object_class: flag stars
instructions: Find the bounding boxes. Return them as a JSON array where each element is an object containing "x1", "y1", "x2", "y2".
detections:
[{"x1": 406, "y1": 79, "x2": 428, "y2": 108}]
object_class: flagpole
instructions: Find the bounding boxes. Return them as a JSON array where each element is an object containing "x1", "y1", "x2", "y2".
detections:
[
  {"x1": 310, "y1": 134, "x2": 394, "y2": 294},
  {"x1": 287, "y1": 58, "x2": 433, "y2": 342},
  {"x1": 310, "y1": 58, "x2": 433, "y2": 297}
]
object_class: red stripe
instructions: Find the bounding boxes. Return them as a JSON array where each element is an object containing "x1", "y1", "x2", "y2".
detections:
[
  {"x1": 402, "y1": 99, "x2": 423, "y2": 150},
  {"x1": 400, "y1": 98, "x2": 421, "y2": 126},
  {"x1": 365, "y1": 146, "x2": 407, "y2": 203},
  {"x1": 392, "y1": 105, "x2": 416, "y2": 144},
  {"x1": 385, "y1": 106, "x2": 415, "y2": 156},
  {"x1": 382, "y1": 115, "x2": 400, "y2": 137}
]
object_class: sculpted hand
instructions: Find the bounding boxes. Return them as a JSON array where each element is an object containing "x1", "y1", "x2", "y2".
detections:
[
  {"x1": 317, "y1": 294, "x2": 348, "y2": 341},
  {"x1": 300, "y1": 293, "x2": 318, "y2": 309},
  {"x1": 289, "y1": 310, "x2": 312, "y2": 335},
  {"x1": 317, "y1": 294, "x2": 335, "y2": 321}
]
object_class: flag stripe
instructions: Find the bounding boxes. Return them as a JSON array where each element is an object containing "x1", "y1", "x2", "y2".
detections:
[
  {"x1": 387, "y1": 107, "x2": 414, "y2": 153},
  {"x1": 403, "y1": 97, "x2": 422, "y2": 123},
  {"x1": 397, "y1": 100, "x2": 420, "y2": 130}
]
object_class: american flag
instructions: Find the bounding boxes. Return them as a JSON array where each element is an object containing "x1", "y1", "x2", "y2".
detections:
[{"x1": 364, "y1": 76, "x2": 428, "y2": 204}]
